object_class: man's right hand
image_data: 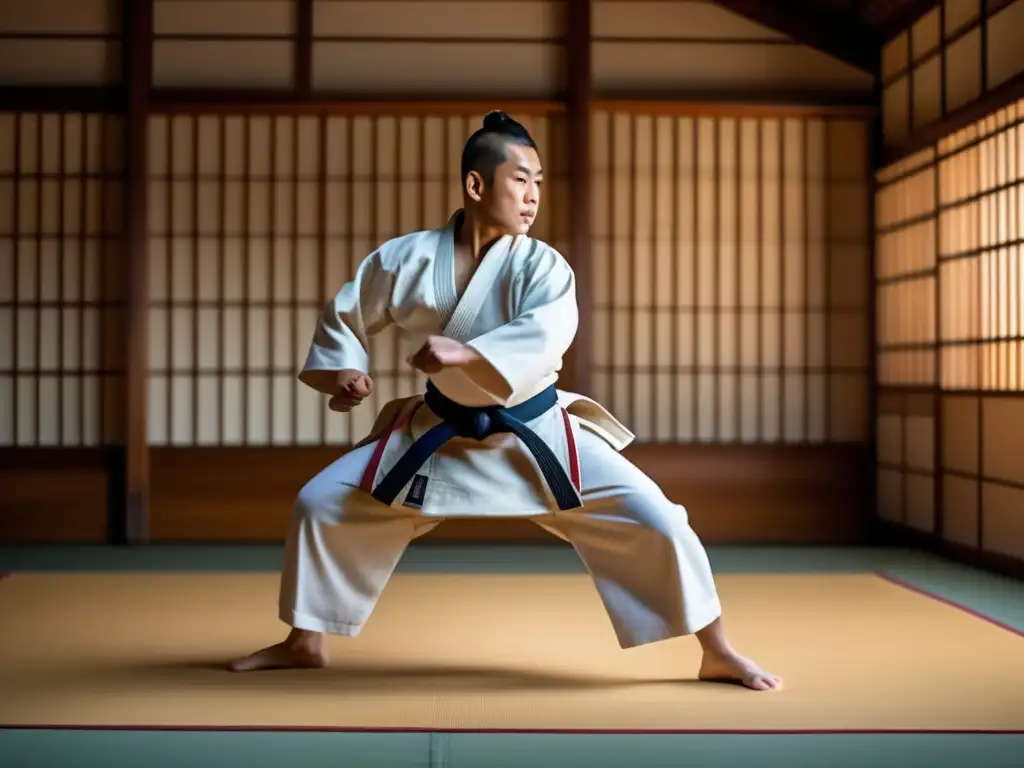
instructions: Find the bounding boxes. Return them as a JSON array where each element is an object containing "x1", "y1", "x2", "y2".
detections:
[{"x1": 328, "y1": 370, "x2": 374, "y2": 412}]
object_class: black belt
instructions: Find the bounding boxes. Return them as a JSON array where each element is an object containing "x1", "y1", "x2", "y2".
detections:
[{"x1": 370, "y1": 383, "x2": 582, "y2": 511}]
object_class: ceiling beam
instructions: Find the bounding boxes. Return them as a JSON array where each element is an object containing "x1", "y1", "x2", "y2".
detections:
[{"x1": 714, "y1": 0, "x2": 882, "y2": 74}]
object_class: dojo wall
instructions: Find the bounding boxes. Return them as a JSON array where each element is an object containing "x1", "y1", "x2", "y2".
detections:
[
  {"x1": 589, "y1": 113, "x2": 870, "y2": 445},
  {"x1": 876, "y1": 0, "x2": 1024, "y2": 573},
  {"x1": 1, "y1": 0, "x2": 876, "y2": 545},
  {"x1": 0, "y1": 112, "x2": 125, "y2": 541}
]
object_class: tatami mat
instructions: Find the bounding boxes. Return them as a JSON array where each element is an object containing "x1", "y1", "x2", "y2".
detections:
[{"x1": 0, "y1": 572, "x2": 1021, "y2": 733}]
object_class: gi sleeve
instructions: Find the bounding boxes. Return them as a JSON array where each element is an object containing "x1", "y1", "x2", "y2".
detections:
[
  {"x1": 464, "y1": 247, "x2": 578, "y2": 404},
  {"x1": 297, "y1": 249, "x2": 395, "y2": 395}
]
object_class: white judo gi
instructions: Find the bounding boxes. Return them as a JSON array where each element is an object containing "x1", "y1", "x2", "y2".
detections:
[{"x1": 284, "y1": 211, "x2": 722, "y2": 649}]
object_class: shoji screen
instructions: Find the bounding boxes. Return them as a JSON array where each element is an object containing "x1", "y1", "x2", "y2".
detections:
[
  {"x1": 589, "y1": 111, "x2": 872, "y2": 444},
  {"x1": 0, "y1": 112, "x2": 125, "y2": 447},
  {"x1": 875, "y1": 97, "x2": 1024, "y2": 562},
  {"x1": 876, "y1": 149, "x2": 937, "y2": 389},
  {"x1": 874, "y1": 148, "x2": 939, "y2": 533},
  {"x1": 939, "y1": 100, "x2": 1024, "y2": 560},
  {"x1": 145, "y1": 110, "x2": 568, "y2": 447}
]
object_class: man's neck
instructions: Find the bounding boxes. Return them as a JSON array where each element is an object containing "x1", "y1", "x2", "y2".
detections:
[{"x1": 456, "y1": 210, "x2": 506, "y2": 261}]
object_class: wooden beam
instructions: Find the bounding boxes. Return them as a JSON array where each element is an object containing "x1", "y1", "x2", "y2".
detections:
[
  {"x1": 714, "y1": 0, "x2": 881, "y2": 73},
  {"x1": 118, "y1": 0, "x2": 154, "y2": 543},
  {"x1": 148, "y1": 90, "x2": 565, "y2": 114},
  {"x1": 867, "y1": 65, "x2": 884, "y2": 544},
  {"x1": 294, "y1": 0, "x2": 313, "y2": 97},
  {"x1": 147, "y1": 89, "x2": 876, "y2": 115},
  {"x1": 593, "y1": 99, "x2": 876, "y2": 118},
  {"x1": 565, "y1": 0, "x2": 593, "y2": 398},
  {"x1": 0, "y1": 86, "x2": 124, "y2": 113}
]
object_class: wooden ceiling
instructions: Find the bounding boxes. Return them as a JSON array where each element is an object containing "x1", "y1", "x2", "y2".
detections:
[{"x1": 716, "y1": 0, "x2": 939, "y2": 73}]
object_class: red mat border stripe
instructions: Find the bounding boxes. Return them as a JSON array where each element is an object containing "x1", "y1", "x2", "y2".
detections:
[
  {"x1": 873, "y1": 570, "x2": 1024, "y2": 639},
  {"x1": 1, "y1": 725, "x2": 1021, "y2": 734},
  {"x1": 0, "y1": 567, "x2": 1020, "y2": 734}
]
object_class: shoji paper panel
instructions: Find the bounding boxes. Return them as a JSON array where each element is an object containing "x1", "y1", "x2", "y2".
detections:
[
  {"x1": 590, "y1": 112, "x2": 870, "y2": 443},
  {"x1": 0, "y1": 112, "x2": 125, "y2": 446},
  {"x1": 875, "y1": 149, "x2": 938, "y2": 387},
  {"x1": 877, "y1": 95, "x2": 1024, "y2": 564},
  {"x1": 145, "y1": 111, "x2": 567, "y2": 446},
  {"x1": 937, "y1": 101, "x2": 1023, "y2": 391}
]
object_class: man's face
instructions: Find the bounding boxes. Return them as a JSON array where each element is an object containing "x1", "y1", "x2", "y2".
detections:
[{"x1": 471, "y1": 144, "x2": 543, "y2": 236}]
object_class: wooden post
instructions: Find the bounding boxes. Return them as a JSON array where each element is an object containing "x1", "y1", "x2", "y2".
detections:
[
  {"x1": 295, "y1": 0, "x2": 313, "y2": 97},
  {"x1": 118, "y1": 0, "x2": 154, "y2": 543},
  {"x1": 566, "y1": 0, "x2": 593, "y2": 397}
]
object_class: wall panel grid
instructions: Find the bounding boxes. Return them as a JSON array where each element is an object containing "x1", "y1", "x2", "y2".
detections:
[
  {"x1": 590, "y1": 112, "x2": 871, "y2": 444},
  {"x1": 0, "y1": 0, "x2": 122, "y2": 85},
  {"x1": 153, "y1": 0, "x2": 568, "y2": 95},
  {"x1": 0, "y1": 112, "x2": 125, "y2": 447},
  {"x1": 937, "y1": 99, "x2": 1024, "y2": 391},
  {"x1": 875, "y1": 98, "x2": 1024, "y2": 391},
  {"x1": 940, "y1": 393, "x2": 1024, "y2": 559},
  {"x1": 313, "y1": 0, "x2": 565, "y2": 96},
  {"x1": 590, "y1": 0, "x2": 872, "y2": 99},
  {"x1": 877, "y1": 391, "x2": 1024, "y2": 560},
  {"x1": 880, "y1": 0, "x2": 1024, "y2": 147},
  {"x1": 153, "y1": 0, "x2": 297, "y2": 89},
  {"x1": 875, "y1": 403, "x2": 936, "y2": 534},
  {"x1": 146, "y1": 111, "x2": 568, "y2": 447}
]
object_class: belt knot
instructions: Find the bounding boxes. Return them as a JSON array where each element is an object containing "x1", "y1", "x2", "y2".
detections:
[{"x1": 454, "y1": 408, "x2": 500, "y2": 440}]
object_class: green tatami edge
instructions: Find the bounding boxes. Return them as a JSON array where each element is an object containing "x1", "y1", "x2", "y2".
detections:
[{"x1": 1, "y1": 731, "x2": 1022, "y2": 768}]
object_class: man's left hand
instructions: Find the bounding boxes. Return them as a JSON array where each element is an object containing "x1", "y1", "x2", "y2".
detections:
[{"x1": 408, "y1": 335, "x2": 481, "y2": 374}]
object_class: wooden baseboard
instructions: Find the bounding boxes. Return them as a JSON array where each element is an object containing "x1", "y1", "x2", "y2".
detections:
[
  {"x1": 0, "y1": 449, "x2": 111, "y2": 543},
  {"x1": 147, "y1": 443, "x2": 871, "y2": 545},
  {"x1": 873, "y1": 519, "x2": 1024, "y2": 581}
]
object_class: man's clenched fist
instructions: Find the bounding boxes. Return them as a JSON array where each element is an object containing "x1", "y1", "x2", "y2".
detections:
[
  {"x1": 328, "y1": 369, "x2": 373, "y2": 412},
  {"x1": 408, "y1": 335, "x2": 481, "y2": 374}
]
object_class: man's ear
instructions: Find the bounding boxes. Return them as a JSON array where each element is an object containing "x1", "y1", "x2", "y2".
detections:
[{"x1": 464, "y1": 170, "x2": 485, "y2": 202}]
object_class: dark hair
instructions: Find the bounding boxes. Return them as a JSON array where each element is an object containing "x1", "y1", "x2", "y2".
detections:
[{"x1": 460, "y1": 110, "x2": 538, "y2": 185}]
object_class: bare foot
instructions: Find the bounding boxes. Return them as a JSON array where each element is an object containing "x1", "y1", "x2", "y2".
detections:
[
  {"x1": 698, "y1": 650, "x2": 782, "y2": 691},
  {"x1": 228, "y1": 631, "x2": 329, "y2": 672}
]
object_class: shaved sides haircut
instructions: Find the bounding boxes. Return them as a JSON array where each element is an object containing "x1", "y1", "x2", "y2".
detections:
[{"x1": 460, "y1": 110, "x2": 538, "y2": 184}]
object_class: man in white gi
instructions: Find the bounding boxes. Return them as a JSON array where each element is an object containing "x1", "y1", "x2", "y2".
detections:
[{"x1": 229, "y1": 111, "x2": 782, "y2": 692}]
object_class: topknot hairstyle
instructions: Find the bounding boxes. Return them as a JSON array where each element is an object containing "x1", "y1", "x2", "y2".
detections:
[{"x1": 460, "y1": 110, "x2": 538, "y2": 185}]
